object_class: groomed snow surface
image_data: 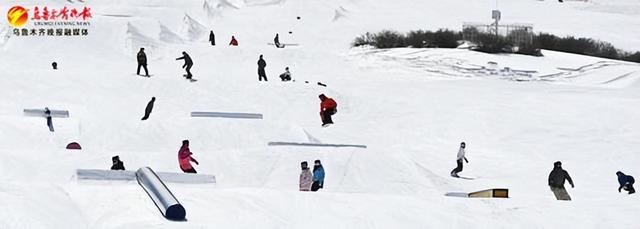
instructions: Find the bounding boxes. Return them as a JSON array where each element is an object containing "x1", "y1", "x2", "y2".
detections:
[{"x1": 1, "y1": 0, "x2": 640, "y2": 228}]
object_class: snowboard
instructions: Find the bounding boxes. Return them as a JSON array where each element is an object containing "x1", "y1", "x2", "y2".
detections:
[
  {"x1": 183, "y1": 74, "x2": 198, "y2": 82},
  {"x1": 322, "y1": 123, "x2": 333, "y2": 128},
  {"x1": 451, "y1": 173, "x2": 475, "y2": 180}
]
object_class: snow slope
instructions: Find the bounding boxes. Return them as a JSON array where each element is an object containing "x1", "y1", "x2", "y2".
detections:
[{"x1": 1, "y1": 0, "x2": 640, "y2": 228}]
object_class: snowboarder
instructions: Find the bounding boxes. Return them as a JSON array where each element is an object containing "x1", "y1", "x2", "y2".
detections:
[
  {"x1": 209, "y1": 30, "x2": 215, "y2": 46},
  {"x1": 548, "y1": 161, "x2": 574, "y2": 201},
  {"x1": 178, "y1": 140, "x2": 199, "y2": 173},
  {"x1": 257, "y1": 55, "x2": 268, "y2": 81},
  {"x1": 141, "y1": 97, "x2": 155, "y2": 120},
  {"x1": 176, "y1": 51, "x2": 193, "y2": 79},
  {"x1": 279, "y1": 67, "x2": 291, "y2": 81},
  {"x1": 319, "y1": 94, "x2": 337, "y2": 127},
  {"x1": 44, "y1": 107, "x2": 54, "y2": 132},
  {"x1": 311, "y1": 160, "x2": 325, "y2": 192},
  {"x1": 299, "y1": 161, "x2": 313, "y2": 191},
  {"x1": 111, "y1": 156, "x2": 125, "y2": 170},
  {"x1": 616, "y1": 171, "x2": 635, "y2": 194},
  {"x1": 274, "y1": 33, "x2": 283, "y2": 48},
  {"x1": 229, "y1": 36, "x2": 238, "y2": 46},
  {"x1": 137, "y1": 48, "x2": 149, "y2": 76},
  {"x1": 450, "y1": 142, "x2": 469, "y2": 177}
]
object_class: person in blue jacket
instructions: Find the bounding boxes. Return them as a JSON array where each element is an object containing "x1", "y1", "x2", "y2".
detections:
[
  {"x1": 311, "y1": 159, "x2": 325, "y2": 192},
  {"x1": 617, "y1": 171, "x2": 635, "y2": 194}
]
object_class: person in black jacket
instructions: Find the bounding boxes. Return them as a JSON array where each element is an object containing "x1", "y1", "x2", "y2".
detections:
[
  {"x1": 209, "y1": 30, "x2": 215, "y2": 46},
  {"x1": 548, "y1": 161, "x2": 574, "y2": 201},
  {"x1": 257, "y1": 55, "x2": 267, "y2": 81},
  {"x1": 137, "y1": 48, "x2": 149, "y2": 76},
  {"x1": 274, "y1": 33, "x2": 283, "y2": 48},
  {"x1": 616, "y1": 171, "x2": 636, "y2": 194},
  {"x1": 44, "y1": 107, "x2": 54, "y2": 132},
  {"x1": 141, "y1": 97, "x2": 155, "y2": 120},
  {"x1": 111, "y1": 156, "x2": 125, "y2": 170},
  {"x1": 176, "y1": 51, "x2": 193, "y2": 79}
]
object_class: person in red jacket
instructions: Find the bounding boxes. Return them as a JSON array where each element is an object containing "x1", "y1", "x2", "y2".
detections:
[
  {"x1": 178, "y1": 140, "x2": 199, "y2": 173},
  {"x1": 229, "y1": 36, "x2": 238, "y2": 46},
  {"x1": 319, "y1": 94, "x2": 337, "y2": 127}
]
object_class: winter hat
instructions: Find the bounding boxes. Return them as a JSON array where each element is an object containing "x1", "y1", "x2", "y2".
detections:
[
  {"x1": 182, "y1": 140, "x2": 189, "y2": 145},
  {"x1": 112, "y1": 156, "x2": 120, "y2": 163},
  {"x1": 319, "y1": 94, "x2": 327, "y2": 100},
  {"x1": 616, "y1": 171, "x2": 623, "y2": 176},
  {"x1": 314, "y1": 159, "x2": 321, "y2": 164},
  {"x1": 301, "y1": 161, "x2": 308, "y2": 168},
  {"x1": 554, "y1": 161, "x2": 562, "y2": 167}
]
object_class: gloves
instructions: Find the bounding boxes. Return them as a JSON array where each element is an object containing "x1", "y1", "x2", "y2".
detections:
[
  {"x1": 571, "y1": 184, "x2": 575, "y2": 188},
  {"x1": 619, "y1": 187, "x2": 622, "y2": 193}
]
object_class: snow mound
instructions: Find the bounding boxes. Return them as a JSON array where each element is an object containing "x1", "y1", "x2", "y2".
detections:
[
  {"x1": 181, "y1": 14, "x2": 209, "y2": 42},
  {"x1": 158, "y1": 23, "x2": 184, "y2": 44},
  {"x1": 125, "y1": 22, "x2": 160, "y2": 56},
  {"x1": 332, "y1": 6, "x2": 349, "y2": 22}
]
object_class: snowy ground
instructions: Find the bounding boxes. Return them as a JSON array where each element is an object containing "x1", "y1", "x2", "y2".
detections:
[{"x1": 1, "y1": 0, "x2": 640, "y2": 228}]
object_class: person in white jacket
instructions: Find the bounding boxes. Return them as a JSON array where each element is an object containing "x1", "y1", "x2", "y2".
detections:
[
  {"x1": 299, "y1": 161, "x2": 313, "y2": 191},
  {"x1": 450, "y1": 142, "x2": 469, "y2": 177}
]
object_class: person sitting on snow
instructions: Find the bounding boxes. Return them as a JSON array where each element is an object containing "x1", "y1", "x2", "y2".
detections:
[
  {"x1": 229, "y1": 36, "x2": 238, "y2": 46},
  {"x1": 279, "y1": 67, "x2": 292, "y2": 81},
  {"x1": 111, "y1": 156, "x2": 125, "y2": 170},
  {"x1": 617, "y1": 171, "x2": 635, "y2": 194},
  {"x1": 178, "y1": 140, "x2": 199, "y2": 173}
]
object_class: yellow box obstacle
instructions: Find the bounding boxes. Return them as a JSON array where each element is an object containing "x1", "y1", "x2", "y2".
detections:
[{"x1": 468, "y1": 189, "x2": 509, "y2": 198}]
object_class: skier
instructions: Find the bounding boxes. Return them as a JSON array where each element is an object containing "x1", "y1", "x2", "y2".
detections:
[
  {"x1": 111, "y1": 156, "x2": 125, "y2": 170},
  {"x1": 274, "y1": 33, "x2": 283, "y2": 48},
  {"x1": 450, "y1": 142, "x2": 469, "y2": 177},
  {"x1": 279, "y1": 67, "x2": 291, "y2": 81},
  {"x1": 257, "y1": 55, "x2": 268, "y2": 81},
  {"x1": 616, "y1": 171, "x2": 635, "y2": 194},
  {"x1": 176, "y1": 51, "x2": 193, "y2": 79},
  {"x1": 52, "y1": 62, "x2": 57, "y2": 70},
  {"x1": 178, "y1": 140, "x2": 199, "y2": 173},
  {"x1": 137, "y1": 47, "x2": 149, "y2": 76},
  {"x1": 141, "y1": 97, "x2": 155, "y2": 120},
  {"x1": 318, "y1": 94, "x2": 337, "y2": 127},
  {"x1": 299, "y1": 161, "x2": 313, "y2": 191},
  {"x1": 209, "y1": 30, "x2": 215, "y2": 46},
  {"x1": 548, "y1": 161, "x2": 574, "y2": 201},
  {"x1": 311, "y1": 159, "x2": 325, "y2": 192},
  {"x1": 229, "y1": 36, "x2": 238, "y2": 46}
]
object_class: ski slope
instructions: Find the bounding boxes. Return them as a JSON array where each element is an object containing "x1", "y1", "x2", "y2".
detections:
[{"x1": 1, "y1": 0, "x2": 640, "y2": 228}]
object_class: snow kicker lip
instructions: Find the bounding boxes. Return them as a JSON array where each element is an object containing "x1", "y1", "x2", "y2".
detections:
[{"x1": 267, "y1": 142, "x2": 367, "y2": 148}]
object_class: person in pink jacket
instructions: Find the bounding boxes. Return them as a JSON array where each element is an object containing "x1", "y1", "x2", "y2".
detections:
[
  {"x1": 178, "y1": 140, "x2": 199, "y2": 173},
  {"x1": 299, "y1": 161, "x2": 313, "y2": 191}
]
